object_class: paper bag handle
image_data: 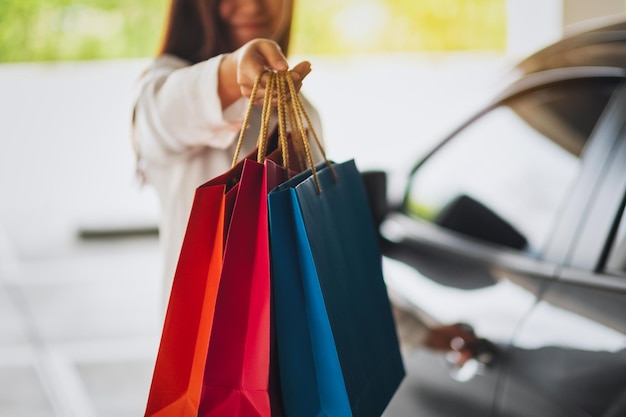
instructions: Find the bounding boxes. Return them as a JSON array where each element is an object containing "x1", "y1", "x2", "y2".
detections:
[{"x1": 232, "y1": 70, "x2": 336, "y2": 193}]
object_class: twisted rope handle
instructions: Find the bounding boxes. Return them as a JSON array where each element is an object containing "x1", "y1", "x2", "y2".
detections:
[
  {"x1": 256, "y1": 71, "x2": 276, "y2": 163},
  {"x1": 281, "y1": 72, "x2": 337, "y2": 193},
  {"x1": 231, "y1": 69, "x2": 335, "y2": 194},
  {"x1": 231, "y1": 71, "x2": 264, "y2": 167},
  {"x1": 275, "y1": 71, "x2": 289, "y2": 172},
  {"x1": 284, "y1": 74, "x2": 334, "y2": 174},
  {"x1": 286, "y1": 101, "x2": 308, "y2": 171},
  {"x1": 231, "y1": 70, "x2": 283, "y2": 167}
]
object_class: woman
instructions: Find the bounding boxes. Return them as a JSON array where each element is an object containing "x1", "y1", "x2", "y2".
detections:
[
  {"x1": 132, "y1": 0, "x2": 477, "y2": 361},
  {"x1": 132, "y1": 0, "x2": 320, "y2": 303}
]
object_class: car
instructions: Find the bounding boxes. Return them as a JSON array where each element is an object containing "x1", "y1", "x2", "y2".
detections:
[{"x1": 367, "y1": 15, "x2": 626, "y2": 417}]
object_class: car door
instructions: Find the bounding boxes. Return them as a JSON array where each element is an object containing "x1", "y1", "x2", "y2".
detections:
[
  {"x1": 496, "y1": 84, "x2": 626, "y2": 417},
  {"x1": 380, "y1": 70, "x2": 625, "y2": 417}
]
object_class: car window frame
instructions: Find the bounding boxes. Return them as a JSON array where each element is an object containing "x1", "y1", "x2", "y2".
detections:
[
  {"x1": 561, "y1": 91, "x2": 626, "y2": 277},
  {"x1": 543, "y1": 79, "x2": 626, "y2": 268},
  {"x1": 401, "y1": 67, "x2": 626, "y2": 268}
]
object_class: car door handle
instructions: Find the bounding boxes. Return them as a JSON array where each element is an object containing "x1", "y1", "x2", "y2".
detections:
[{"x1": 446, "y1": 338, "x2": 500, "y2": 382}]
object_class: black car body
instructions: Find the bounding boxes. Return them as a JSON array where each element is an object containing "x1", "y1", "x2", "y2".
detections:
[{"x1": 375, "y1": 16, "x2": 626, "y2": 417}]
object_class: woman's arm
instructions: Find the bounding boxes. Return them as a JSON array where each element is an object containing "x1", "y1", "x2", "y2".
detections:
[
  {"x1": 133, "y1": 54, "x2": 243, "y2": 160},
  {"x1": 133, "y1": 39, "x2": 313, "y2": 161}
]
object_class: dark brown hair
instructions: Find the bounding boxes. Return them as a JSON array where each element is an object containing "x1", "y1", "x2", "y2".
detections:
[{"x1": 159, "y1": 0, "x2": 292, "y2": 64}]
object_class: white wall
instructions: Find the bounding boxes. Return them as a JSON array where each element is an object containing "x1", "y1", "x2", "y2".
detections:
[
  {"x1": 506, "y1": 0, "x2": 625, "y2": 58},
  {"x1": 563, "y1": 0, "x2": 625, "y2": 26}
]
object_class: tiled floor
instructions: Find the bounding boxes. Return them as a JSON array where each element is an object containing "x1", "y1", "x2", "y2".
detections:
[
  {"x1": 0, "y1": 229, "x2": 425, "y2": 417},
  {"x1": 0, "y1": 234, "x2": 162, "y2": 417},
  {"x1": 0, "y1": 54, "x2": 510, "y2": 416},
  {"x1": 0, "y1": 230, "x2": 437, "y2": 417}
]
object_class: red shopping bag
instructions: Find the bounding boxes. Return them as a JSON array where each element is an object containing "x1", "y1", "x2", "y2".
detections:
[
  {"x1": 144, "y1": 70, "x2": 306, "y2": 417},
  {"x1": 144, "y1": 134, "x2": 303, "y2": 417},
  {"x1": 198, "y1": 71, "x2": 307, "y2": 416},
  {"x1": 143, "y1": 182, "x2": 226, "y2": 417},
  {"x1": 145, "y1": 155, "x2": 291, "y2": 417},
  {"x1": 198, "y1": 158, "x2": 286, "y2": 417}
]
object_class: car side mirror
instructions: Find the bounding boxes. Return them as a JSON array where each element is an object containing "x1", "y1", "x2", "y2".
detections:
[
  {"x1": 361, "y1": 170, "x2": 388, "y2": 229},
  {"x1": 435, "y1": 194, "x2": 528, "y2": 250}
]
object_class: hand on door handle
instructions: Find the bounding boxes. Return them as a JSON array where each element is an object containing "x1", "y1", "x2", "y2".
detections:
[{"x1": 446, "y1": 331, "x2": 500, "y2": 382}]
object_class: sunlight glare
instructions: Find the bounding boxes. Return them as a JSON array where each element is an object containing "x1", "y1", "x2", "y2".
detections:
[{"x1": 333, "y1": 0, "x2": 391, "y2": 47}]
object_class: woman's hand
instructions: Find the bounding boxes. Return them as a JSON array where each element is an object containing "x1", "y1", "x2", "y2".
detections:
[
  {"x1": 218, "y1": 38, "x2": 312, "y2": 108},
  {"x1": 424, "y1": 323, "x2": 478, "y2": 366}
]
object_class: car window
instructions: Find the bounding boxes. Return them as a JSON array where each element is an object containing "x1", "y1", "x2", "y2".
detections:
[
  {"x1": 405, "y1": 78, "x2": 620, "y2": 256},
  {"x1": 605, "y1": 198, "x2": 626, "y2": 275}
]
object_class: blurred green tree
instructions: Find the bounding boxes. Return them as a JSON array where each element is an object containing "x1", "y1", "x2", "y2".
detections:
[
  {"x1": 0, "y1": 0, "x2": 168, "y2": 62},
  {"x1": 0, "y1": 0, "x2": 505, "y2": 63},
  {"x1": 292, "y1": 0, "x2": 505, "y2": 54}
]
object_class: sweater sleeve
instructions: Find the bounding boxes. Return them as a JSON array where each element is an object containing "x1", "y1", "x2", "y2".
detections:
[{"x1": 132, "y1": 54, "x2": 248, "y2": 162}]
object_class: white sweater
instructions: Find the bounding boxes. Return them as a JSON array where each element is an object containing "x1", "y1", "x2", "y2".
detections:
[{"x1": 132, "y1": 53, "x2": 324, "y2": 302}]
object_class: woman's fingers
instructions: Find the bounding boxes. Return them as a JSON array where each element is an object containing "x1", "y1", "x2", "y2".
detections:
[
  {"x1": 237, "y1": 41, "x2": 313, "y2": 102},
  {"x1": 291, "y1": 61, "x2": 312, "y2": 81},
  {"x1": 221, "y1": 39, "x2": 305, "y2": 108},
  {"x1": 254, "y1": 39, "x2": 289, "y2": 72},
  {"x1": 242, "y1": 76, "x2": 312, "y2": 105},
  {"x1": 237, "y1": 39, "x2": 287, "y2": 91}
]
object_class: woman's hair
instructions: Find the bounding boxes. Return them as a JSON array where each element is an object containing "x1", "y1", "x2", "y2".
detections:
[{"x1": 159, "y1": 0, "x2": 292, "y2": 64}]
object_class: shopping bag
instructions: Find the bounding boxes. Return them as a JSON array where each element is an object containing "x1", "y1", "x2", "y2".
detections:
[
  {"x1": 269, "y1": 166, "x2": 352, "y2": 417},
  {"x1": 198, "y1": 157, "x2": 285, "y2": 417},
  {"x1": 143, "y1": 180, "x2": 225, "y2": 417},
  {"x1": 145, "y1": 71, "x2": 298, "y2": 417},
  {"x1": 198, "y1": 71, "x2": 311, "y2": 416},
  {"x1": 269, "y1": 71, "x2": 404, "y2": 416},
  {"x1": 144, "y1": 149, "x2": 267, "y2": 417},
  {"x1": 268, "y1": 160, "x2": 405, "y2": 417}
]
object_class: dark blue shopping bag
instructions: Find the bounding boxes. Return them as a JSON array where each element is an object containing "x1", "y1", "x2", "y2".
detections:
[{"x1": 268, "y1": 160, "x2": 405, "y2": 417}]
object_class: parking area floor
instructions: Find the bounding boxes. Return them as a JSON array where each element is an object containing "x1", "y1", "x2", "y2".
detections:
[
  {"x1": 0, "y1": 54, "x2": 509, "y2": 416},
  {"x1": 0, "y1": 234, "x2": 162, "y2": 417},
  {"x1": 0, "y1": 229, "x2": 440, "y2": 417}
]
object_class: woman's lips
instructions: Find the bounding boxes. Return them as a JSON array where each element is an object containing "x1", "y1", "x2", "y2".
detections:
[{"x1": 234, "y1": 21, "x2": 267, "y2": 32}]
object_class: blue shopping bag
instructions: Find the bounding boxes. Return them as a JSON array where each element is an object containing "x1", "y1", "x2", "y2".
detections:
[{"x1": 268, "y1": 160, "x2": 405, "y2": 417}]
